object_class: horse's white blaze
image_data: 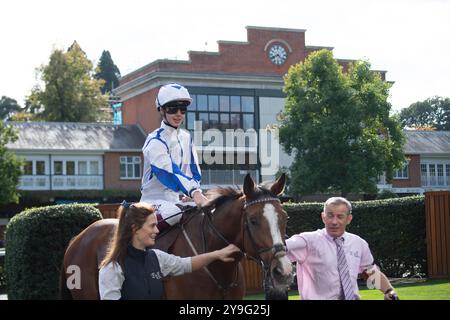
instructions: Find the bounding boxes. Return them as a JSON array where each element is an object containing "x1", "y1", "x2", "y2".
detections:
[
  {"x1": 263, "y1": 203, "x2": 283, "y2": 244},
  {"x1": 263, "y1": 204, "x2": 292, "y2": 276}
]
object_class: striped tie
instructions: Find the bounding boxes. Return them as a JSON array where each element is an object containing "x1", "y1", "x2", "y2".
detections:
[{"x1": 334, "y1": 237, "x2": 354, "y2": 300}]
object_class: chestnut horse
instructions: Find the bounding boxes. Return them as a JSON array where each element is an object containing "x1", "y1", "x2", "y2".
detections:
[{"x1": 60, "y1": 173, "x2": 293, "y2": 299}]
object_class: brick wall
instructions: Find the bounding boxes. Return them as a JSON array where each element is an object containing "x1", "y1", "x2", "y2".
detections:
[
  {"x1": 392, "y1": 154, "x2": 421, "y2": 188},
  {"x1": 104, "y1": 152, "x2": 143, "y2": 190}
]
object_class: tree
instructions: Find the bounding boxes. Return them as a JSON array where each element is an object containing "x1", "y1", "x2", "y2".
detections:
[
  {"x1": 279, "y1": 49, "x2": 405, "y2": 196},
  {"x1": 95, "y1": 50, "x2": 121, "y2": 94},
  {"x1": 399, "y1": 96, "x2": 450, "y2": 130},
  {"x1": 0, "y1": 96, "x2": 22, "y2": 120},
  {"x1": 0, "y1": 121, "x2": 22, "y2": 204},
  {"x1": 26, "y1": 41, "x2": 108, "y2": 122}
]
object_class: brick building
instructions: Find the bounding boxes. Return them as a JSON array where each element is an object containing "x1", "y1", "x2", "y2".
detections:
[{"x1": 115, "y1": 26, "x2": 380, "y2": 186}]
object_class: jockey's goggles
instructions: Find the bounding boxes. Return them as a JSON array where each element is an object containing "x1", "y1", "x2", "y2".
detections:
[{"x1": 164, "y1": 105, "x2": 187, "y2": 115}]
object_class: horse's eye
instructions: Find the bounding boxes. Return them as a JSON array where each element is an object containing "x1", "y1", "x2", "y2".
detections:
[{"x1": 249, "y1": 217, "x2": 258, "y2": 226}]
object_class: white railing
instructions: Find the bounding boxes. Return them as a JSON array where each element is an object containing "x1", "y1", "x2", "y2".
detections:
[
  {"x1": 201, "y1": 169, "x2": 258, "y2": 188},
  {"x1": 19, "y1": 175, "x2": 103, "y2": 190},
  {"x1": 19, "y1": 175, "x2": 50, "y2": 190}
]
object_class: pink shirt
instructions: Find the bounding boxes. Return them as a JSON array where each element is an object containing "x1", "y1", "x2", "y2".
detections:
[{"x1": 286, "y1": 228, "x2": 374, "y2": 300}]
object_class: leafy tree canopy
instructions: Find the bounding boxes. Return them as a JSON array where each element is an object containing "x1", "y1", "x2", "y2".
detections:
[
  {"x1": 0, "y1": 121, "x2": 22, "y2": 204},
  {"x1": 0, "y1": 96, "x2": 22, "y2": 120},
  {"x1": 26, "y1": 41, "x2": 109, "y2": 122},
  {"x1": 95, "y1": 50, "x2": 121, "y2": 95},
  {"x1": 279, "y1": 49, "x2": 405, "y2": 196},
  {"x1": 399, "y1": 96, "x2": 450, "y2": 130}
]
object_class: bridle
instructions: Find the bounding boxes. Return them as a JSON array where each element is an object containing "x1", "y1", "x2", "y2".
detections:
[
  {"x1": 181, "y1": 195, "x2": 287, "y2": 297},
  {"x1": 242, "y1": 196, "x2": 288, "y2": 292}
]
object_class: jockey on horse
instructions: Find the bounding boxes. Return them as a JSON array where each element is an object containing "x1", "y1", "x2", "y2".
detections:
[{"x1": 140, "y1": 83, "x2": 208, "y2": 231}]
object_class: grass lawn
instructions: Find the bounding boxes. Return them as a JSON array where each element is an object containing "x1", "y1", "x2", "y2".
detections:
[{"x1": 244, "y1": 279, "x2": 450, "y2": 300}]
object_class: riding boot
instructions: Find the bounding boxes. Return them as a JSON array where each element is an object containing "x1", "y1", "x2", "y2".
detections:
[{"x1": 156, "y1": 213, "x2": 171, "y2": 233}]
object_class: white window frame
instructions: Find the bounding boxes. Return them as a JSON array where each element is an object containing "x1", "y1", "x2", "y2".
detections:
[
  {"x1": 393, "y1": 160, "x2": 410, "y2": 179},
  {"x1": 18, "y1": 155, "x2": 50, "y2": 190},
  {"x1": 120, "y1": 156, "x2": 142, "y2": 179},
  {"x1": 51, "y1": 155, "x2": 103, "y2": 190},
  {"x1": 420, "y1": 159, "x2": 450, "y2": 187}
]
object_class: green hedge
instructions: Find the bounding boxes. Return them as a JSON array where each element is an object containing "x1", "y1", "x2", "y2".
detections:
[
  {"x1": 284, "y1": 196, "x2": 426, "y2": 278},
  {"x1": 5, "y1": 204, "x2": 102, "y2": 299}
]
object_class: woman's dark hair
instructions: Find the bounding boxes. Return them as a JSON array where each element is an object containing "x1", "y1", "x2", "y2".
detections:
[{"x1": 99, "y1": 202, "x2": 155, "y2": 269}]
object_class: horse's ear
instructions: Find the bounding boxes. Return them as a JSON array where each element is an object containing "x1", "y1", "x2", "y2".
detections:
[
  {"x1": 243, "y1": 173, "x2": 256, "y2": 197},
  {"x1": 270, "y1": 173, "x2": 286, "y2": 196}
]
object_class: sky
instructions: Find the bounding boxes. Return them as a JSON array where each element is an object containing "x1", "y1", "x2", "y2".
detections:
[{"x1": 1, "y1": 0, "x2": 449, "y2": 112}]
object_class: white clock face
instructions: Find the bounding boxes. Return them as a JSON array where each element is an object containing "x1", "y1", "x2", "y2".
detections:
[{"x1": 268, "y1": 45, "x2": 287, "y2": 65}]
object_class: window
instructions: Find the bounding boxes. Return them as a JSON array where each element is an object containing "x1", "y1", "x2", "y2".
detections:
[
  {"x1": 54, "y1": 161, "x2": 63, "y2": 175},
  {"x1": 23, "y1": 161, "x2": 33, "y2": 175},
  {"x1": 421, "y1": 162, "x2": 450, "y2": 186},
  {"x1": 120, "y1": 156, "x2": 141, "y2": 179},
  {"x1": 188, "y1": 94, "x2": 256, "y2": 132},
  {"x1": 393, "y1": 162, "x2": 409, "y2": 179},
  {"x1": 36, "y1": 161, "x2": 45, "y2": 175}
]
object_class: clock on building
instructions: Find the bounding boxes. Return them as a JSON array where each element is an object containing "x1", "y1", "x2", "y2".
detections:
[{"x1": 268, "y1": 44, "x2": 287, "y2": 65}]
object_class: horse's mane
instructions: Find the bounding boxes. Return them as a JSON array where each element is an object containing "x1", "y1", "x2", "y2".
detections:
[
  {"x1": 204, "y1": 182, "x2": 276, "y2": 209},
  {"x1": 205, "y1": 187, "x2": 244, "y2": 208}
]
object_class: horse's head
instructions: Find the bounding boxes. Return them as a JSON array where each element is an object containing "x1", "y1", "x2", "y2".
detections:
[{"x1": 242, "y1": 173, "x2": 293, "y2": 293}]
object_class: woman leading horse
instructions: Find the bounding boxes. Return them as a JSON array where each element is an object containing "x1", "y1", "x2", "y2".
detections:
[{"x1": 60, "y1": 173, "x2": 293, "y2": 299}]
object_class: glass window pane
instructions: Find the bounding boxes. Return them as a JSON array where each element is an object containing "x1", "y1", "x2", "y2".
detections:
[
  {"x1": 66, "y1": 161, "x2": 75, "y2": 175},
  {"x1": 24, "y1": 161, "x2": 33, "y2": 175},
  {"x1": 230, "y1": 96, "x2": 240, "y2": 112},
  {"x1": 243, "y1": 114, "x2": 254, "y2": 130},
  {"x1": 190, "y1": 95, "x2": 197, "y2": 111},
  {"x1": 199, "y1": 112, "x2": 209, "y2": 130},
  {"x1": 78, "y1": 161, "x2": 87, "y2": 175},
  {"x1": 120, "y1": 164, "x2": 126, "y2": 177},
  {"x1": 219, "y1": 96, "x2": 230, "y2": 112},
  {"x1": 187, "y1": 112, "x2": 195, "y2": 130},
  {"x1": 54, "y1": 161, "x2": 63, "y2": 175},
  {"x1": 134, "y1": 164, "x2": 141, "y2": 177},
  {"x1": 90, "y1": 161, "x2": 99, "y2": 175},
  {"x1": 197, "y1": 95, "x2": 207, "y2": 111},
  {"x1": 220, "y1": 113, "x2": 230, "y2": 130},
  {"x1": 242, "y1": 96, "x2": 254, "y2": 112},
  {"x1": 127, "y1": 164, "x2": 133, "y2": 177},
  {"x1": 208, "y1": 95, "x2": 219, "y2": 112},
  {"x1": 209, "y1": 113, "x2": 219, "y2": 129},
  {"x1": 231, "y1": 113, "x2": 241, "y2": 129},
  {"x1": 36, "y1": 161, "x2": 45, "y2": 175}
]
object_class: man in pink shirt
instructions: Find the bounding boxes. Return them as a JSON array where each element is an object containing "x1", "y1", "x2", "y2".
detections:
[{"x1": 286, "y1": 197, "x2": 399, "y2": 300}]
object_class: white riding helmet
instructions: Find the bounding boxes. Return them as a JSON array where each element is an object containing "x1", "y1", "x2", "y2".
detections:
[{"x1": 155, "y1": 83, "x2": 192, "y2": 109}]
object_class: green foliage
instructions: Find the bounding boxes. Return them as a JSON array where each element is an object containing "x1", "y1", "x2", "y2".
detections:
[
  {"x1": 0, "y1": 122, "x2": 22, "y2": 205},
  {"x1": 399, "y1": 96, "x2": 450, "y2": 130},
  {"x1": 284, "y1": 196, "x2": 426, "y2": 277},
  {"x1": 26, "y1": 41, "x2": 109, "y2": 122},
  {"x1": 95, "y1": 50, "x2": 121, "y2": 94},
  {"x1": 0, "y1": 250, "x2": 5, "y2": 294},
  {"x1": 5, "y1": 204, "x2": 102, "y2": 299},
  {"x1": 376, "y1": 189, "x2": 399, "y2": 200},
  {"x1": 280, "y1": 49, "x2": 405, "y2": 196},
  {"x1": 0, "y1": 96, "x2": 22, "y2": 120}
]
